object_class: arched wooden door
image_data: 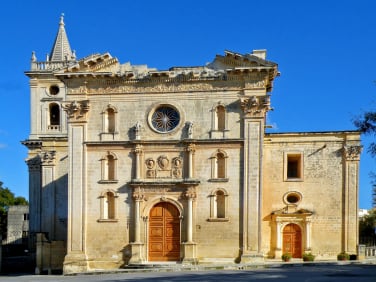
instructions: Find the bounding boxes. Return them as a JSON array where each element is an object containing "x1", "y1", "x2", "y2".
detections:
[
  {"x1": 282, "y1": 223, "x2": 302, "y2": 258},
  {"x1": 149, "y1": 202, "x2": 180, "y2": 261}
]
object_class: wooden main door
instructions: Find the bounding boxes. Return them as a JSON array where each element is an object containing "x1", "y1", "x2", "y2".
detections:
[
  {"x1": 149, "y1": 202, "x2": 180, "y2": 261},
  {"x1": 282, "y1": 223, "x2": 302, "y2": 258}
]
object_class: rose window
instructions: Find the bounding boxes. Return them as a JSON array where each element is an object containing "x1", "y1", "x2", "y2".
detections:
[{"x1": 151, "y1": 106, "x2": 180, "y2": 133}]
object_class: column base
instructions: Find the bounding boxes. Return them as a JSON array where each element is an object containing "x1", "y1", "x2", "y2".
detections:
[
  {"x1": 274, "y1": 248, "x2": 282, "y2": 260},
  {"x1": 182, "y1": 242, "x2": 198, "y2": 265},
  {"x1": 63, "y1": 252, "x2": 89, "y2": 274},
  {"x1": 128, "y1": 242, "x2": 145, "y2": 264},
  {"x1": 241, "y1": 251, "x2": 264, "y2": 263}
]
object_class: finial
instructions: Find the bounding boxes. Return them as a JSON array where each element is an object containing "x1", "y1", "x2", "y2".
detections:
[
  {"x1": 31, "y1": 51, "x2": 37, "y2": 62},
  {"x1": 60, "y1": 13, "x2": 65, "y2": 26}
]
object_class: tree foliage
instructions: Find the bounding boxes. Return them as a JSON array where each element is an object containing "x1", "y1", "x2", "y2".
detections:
[
  {"x1": 354, "y1": 111, "x2": 376, "y2": 156},
  {"x1": 0, "y1": 181, "x2": 28, "y2": 239},
  {"x1": 354, "y1": 111, "x2": 376, "y2": 207},
  {"x1": 359, "y1": 209, "x2": 376, "y2": 245}
]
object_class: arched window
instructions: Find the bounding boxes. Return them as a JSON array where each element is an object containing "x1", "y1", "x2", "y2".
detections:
[
  {"x1": 101, "y1": 105, "x2": 118, "y2": 139},
  {"x1": 99, "y1": 190, "x2": 118, "y2": 221},
  {"x1": 216, "y1": 105, "x2": 226, "y2": 131},
  {"x1": 209, "y1": 189, "x2": 229, "y2": 221},
  {"x1": 210, "y1": 150, "x2": 228, "y2": 181},
  {"x1": 49, "y1": 103, "x2": 60, "y2": 130},
  {"x1": 100, "y1": 152, "x2": 118, "y2": 182},
  {"x1": 105, "y1": 108, "x2": 115, "y2": 133},
  {"x1": 210, "y1": 103, "x2": 228, "y2": 139}
]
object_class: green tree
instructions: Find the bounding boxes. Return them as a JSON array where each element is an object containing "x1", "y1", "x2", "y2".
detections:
[
  {"x1": 0, "y1": 181, "x2": 28, "y2": 239},
  {"x1": 359, "y1": 209, "x2": 376, "y2": 245},
  {"x1": 354, "y1": 112, "x2": 376, "y2": 207}
]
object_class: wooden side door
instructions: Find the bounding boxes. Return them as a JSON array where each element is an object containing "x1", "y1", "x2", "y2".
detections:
[
  {"x1": 149, "y1": 202, "x2": 180, "y2": 261},
  {"x1": 282, "y1": 223, "x2": 302, "y2": 258}
]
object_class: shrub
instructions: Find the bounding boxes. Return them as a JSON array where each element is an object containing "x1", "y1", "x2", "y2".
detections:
[
  {"x1": 337, "y1": 252, "x2": 350, "y2": 261},
  {"x1": 302, "y1": 253, "x2": 315, "y2": 261},
  {"x1": 281, "y1": 253, "x2": 292, "y2": 262}
]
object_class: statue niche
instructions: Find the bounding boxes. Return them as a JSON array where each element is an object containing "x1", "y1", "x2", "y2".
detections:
[{"x1": 145, "y1": 155, "x2": 183, "y2": 179}]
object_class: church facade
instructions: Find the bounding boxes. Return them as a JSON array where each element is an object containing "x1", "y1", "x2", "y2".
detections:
[{"x1": 23, "y1": 17, "x2": 361, "y2": 274}]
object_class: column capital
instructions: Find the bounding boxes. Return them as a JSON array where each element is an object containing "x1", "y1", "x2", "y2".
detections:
[
  {"x1": 240, "y1": 95, "x2": 271, "y2": 118},
  {"x1": 343, "y1": 145, "x2": 362, "y2": 161},
  {"x1": 62, "y1": 100, "x2": 90, "y2": 122},
  {"x1": 185, "y1": 187, "x2": 197, "y2": 200},
  {"x1": 133, "y1": 187, "x2": 146, "y2": 201},
  {"x1": 186, "y1": 143, "x2": 196, "y2": 153},
  {"x1": 40, "y1": 150, "x2": 56, "y2": 166},
  {"x1": 133, "y1": 144, "x2": 144, "y2": 155},
  {"x1": 26, "y1": 156, "x2": 41, "y2": 171}
]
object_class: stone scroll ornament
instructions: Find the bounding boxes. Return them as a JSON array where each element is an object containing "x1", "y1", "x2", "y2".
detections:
[{"x1": 62, "y1": 100, "x2": 90, "y2": 120}]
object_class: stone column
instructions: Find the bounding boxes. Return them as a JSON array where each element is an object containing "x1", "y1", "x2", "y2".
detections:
[
  {"x1": 133, "y1": 145, "x2": 143, "y2": 180},
  {"x1": 182, "y1": 187, "x2": 197, "y2": 264},
  {"x1": 186, "y1": 144, "x2": 195, "y2": 179},
  {"x1": 62, "y1": 100, "x2": 90, "y2": 274},
  {"x1": 240, "y1": 96, "x2": 269, "y2": 262},
  {"x1": 129, "y1": 187, "x2": 145, "y2": 264}
]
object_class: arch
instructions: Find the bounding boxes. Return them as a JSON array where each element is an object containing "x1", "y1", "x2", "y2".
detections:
[
  {"x1": 142, "y1": 196, "x2": 183, "y2": 217},
  {"x1": 282, "y1": 223, "x2": 302, "y2": 258},
  {"x1": 148, "y1": 202, "x2": 181, "y2": 261}
]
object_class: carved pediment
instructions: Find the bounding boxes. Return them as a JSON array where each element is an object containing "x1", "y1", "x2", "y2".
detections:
[
  {"x1": 208, "y1": 50, "x2": 277, "y2": 70},
  {"x1": 64, "y1": 53, "x2": 119, "y2": 73}
]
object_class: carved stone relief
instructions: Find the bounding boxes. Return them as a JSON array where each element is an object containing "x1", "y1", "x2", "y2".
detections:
[{"x1": 145, "y1": 155, "x2": 183, "y2": 179}]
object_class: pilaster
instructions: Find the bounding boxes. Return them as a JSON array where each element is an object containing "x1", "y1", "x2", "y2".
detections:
[
  {"x1": 62, "y1": 100, "x2": 90, "y2": 274},
  {"x1": 342, "y1": 145, "x2": 362, "y2": 254},
  {"x1": 240, "y1": 95, "x2": 269, "y2": 262}
]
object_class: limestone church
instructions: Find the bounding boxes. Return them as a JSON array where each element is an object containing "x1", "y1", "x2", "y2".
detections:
[{"x1": 23, "y1": 16, "x2": 361, "y2": 274}]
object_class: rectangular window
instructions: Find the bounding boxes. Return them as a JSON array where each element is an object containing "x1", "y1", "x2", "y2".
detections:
[{"x1": 285, "y1": 153, "x2": 303, "y2": 181}]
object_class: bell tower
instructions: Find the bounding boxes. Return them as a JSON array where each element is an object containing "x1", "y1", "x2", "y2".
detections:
[{"x1": 22, "y1": 14, "x2": 77, "y2": 273}]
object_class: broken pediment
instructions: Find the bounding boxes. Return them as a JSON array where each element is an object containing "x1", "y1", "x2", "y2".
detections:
[{"x1": 208, "y1": 50, "x2": 277, "y2": 70}]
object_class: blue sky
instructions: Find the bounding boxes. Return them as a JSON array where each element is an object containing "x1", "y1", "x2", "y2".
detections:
[{"x1": 0, "y1": 0, "x2": 375, "y2": 208}]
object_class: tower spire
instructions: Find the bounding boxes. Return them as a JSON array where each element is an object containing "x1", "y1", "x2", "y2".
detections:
[{"x1": 49, "y1": 13, "x2": 75, "y2": 61}]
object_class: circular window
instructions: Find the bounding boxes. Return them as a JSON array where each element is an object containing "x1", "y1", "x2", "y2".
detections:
[
  {"x1": 283, "y1": 191, "x2": 302, "y2": 205},
  {"x1": 150, "y1": 105, "x2": 180, "y2": 133},
  {"x1": 49, "y1": 85, "x2": 60, "y2": 95}
]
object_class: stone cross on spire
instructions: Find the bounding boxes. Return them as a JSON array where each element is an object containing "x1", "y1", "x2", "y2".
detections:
[{"x1": 49, "y1": 14, "x2": 75, "y2": 62}]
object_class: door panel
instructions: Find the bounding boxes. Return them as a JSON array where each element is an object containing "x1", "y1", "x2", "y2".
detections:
[
  {"x1": 149, "y1": 202, "x2": 180, "y2": 261},
  {"x1": 282, "y1": 223, "x2": 302, "y2": 258}
]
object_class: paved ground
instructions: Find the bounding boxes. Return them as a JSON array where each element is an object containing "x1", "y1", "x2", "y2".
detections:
[{"x1": 1, "y1": 263, "x2": 376, "y2": 282}]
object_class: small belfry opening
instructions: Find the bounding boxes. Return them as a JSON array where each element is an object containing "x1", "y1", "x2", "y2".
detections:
[{"x1": 49, "y1": 103, "x2": 60, "y2": 126}]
